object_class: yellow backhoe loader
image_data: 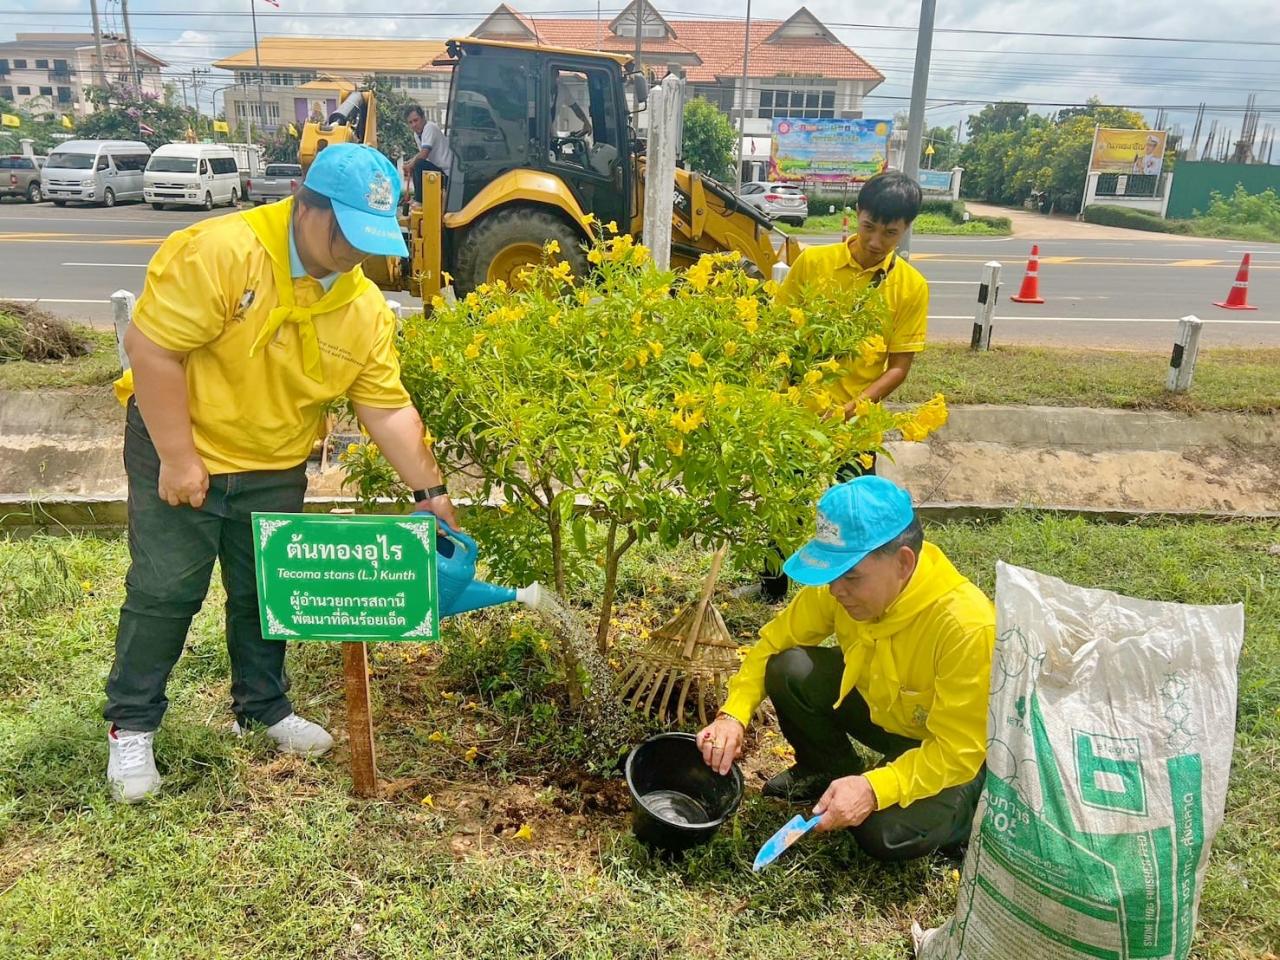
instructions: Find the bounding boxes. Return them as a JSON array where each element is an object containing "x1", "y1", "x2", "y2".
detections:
[{"x1": 297, "y1": 38, "x2": 798, "y2": 299}]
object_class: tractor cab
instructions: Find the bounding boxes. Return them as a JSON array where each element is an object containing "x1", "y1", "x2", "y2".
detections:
[{"x1": 441, "y1": 38, "x2": 640, "y2": 233}]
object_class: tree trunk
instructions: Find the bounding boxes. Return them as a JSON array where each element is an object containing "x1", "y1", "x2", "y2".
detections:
[{"x1": 594, "y1": 523, "x2": 638, "y2": 655}]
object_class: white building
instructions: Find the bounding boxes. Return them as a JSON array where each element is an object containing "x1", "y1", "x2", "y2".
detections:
[{"x1": 0, "y1": 33, "x2": 167, "y2": 117}]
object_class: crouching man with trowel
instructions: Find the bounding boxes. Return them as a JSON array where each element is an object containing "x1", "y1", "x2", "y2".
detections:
[{"x1": 697, "y1": 477, "x2": 994, "y2": 862}]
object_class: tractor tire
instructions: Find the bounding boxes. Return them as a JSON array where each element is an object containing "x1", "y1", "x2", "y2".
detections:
[{"x1": 451, "y1": 206, "x2": 586, "y2": 297}]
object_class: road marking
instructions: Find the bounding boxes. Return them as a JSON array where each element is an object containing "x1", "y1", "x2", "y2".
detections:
[
  {"x1": 1170, "y1": 259, "x2": 1222, "y2": 267},
  {"x1": 930, "y1": 314, "x2": 1280, "y2": 325},
  {"x1": 61, "y1": 262, "x2": 148, "y2": 268},
  {"x1": 1039, "y1": 256, "x2": 1083, "y2": 264}
]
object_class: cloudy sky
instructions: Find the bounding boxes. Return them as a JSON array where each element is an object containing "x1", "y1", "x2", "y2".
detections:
[{"x1": 5, "y1": 0, "x2": 1279, "y2": 152}]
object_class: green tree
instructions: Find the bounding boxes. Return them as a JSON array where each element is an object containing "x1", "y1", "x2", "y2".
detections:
[
  {"x1": 681, "y1": 97, "x2": 736, "y2": 184},
  {"x1": 959, "y1": 98, "x2": 1147, "y2": 213},
  {"x1": 361, "y1": 77, "x2": 419, "y2": 168},
  {"x1": 923, "y1": 125, "x2": 960, "y2": 169},
  {"x1": 76, "y1": 84, "x2": 199, "y2": 150},
  {"x1": 0, "y1": 96, "x2": 66, "y2": 153}
]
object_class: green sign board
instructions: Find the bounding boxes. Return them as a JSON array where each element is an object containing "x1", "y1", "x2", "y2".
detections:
[{"x1": 252, "y1": 512, "x2": 439, "y2": 642}]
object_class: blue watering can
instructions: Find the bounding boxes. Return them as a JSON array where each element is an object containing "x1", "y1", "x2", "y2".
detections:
[{"x1": 429, "y1": 516, "x2": 543, "y2": 618}]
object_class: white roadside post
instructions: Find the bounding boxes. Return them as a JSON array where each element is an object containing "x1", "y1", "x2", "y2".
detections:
[
  {"x1": 110, "y1": 289, "x2": 135, "y2": 371},
  {"x1": 642, "y1": 75, "x2": 682, "y2": 271},
  {"x1": 1166, "y1": 315, "x2": 1204, "y2": 393},
  {"x1": 969, "y1": 261, "x2": 1001, "y2": 351},
  {"x1": 771, "y1": 261, "x2": 790, "y2": 285}
]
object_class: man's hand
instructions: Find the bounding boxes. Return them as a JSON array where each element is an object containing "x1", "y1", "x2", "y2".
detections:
[
  {"x1": 417, "y1": 493, "x2": 460, "y2": 532},
  {"x1": 696, "y1": 714, "x2": 745, "y2": 775},
  {"x1": 158, "y1": 453, "x2": 209, "y2": 508},
  {"x1": 813, "y1": 774, "x2": 877, "y2": 831}
]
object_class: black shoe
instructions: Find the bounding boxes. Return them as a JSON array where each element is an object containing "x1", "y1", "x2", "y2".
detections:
[{"x1": 762, "y1": 766, "x2": 829, "y2": 803}]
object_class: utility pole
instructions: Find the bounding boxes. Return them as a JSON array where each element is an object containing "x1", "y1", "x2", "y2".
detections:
[
  {"x1": 898, "y1": 0, "x2": 937, "y2": 259},
  {"x1": 734, "y1": 0, "x2": 752, "y2": 193},
  {"x1": 632, "y1": 0, "x2": 643, "y2": 70},
  {"x1": 179, "y1": 77, "x2": 189, "y2": 110},
  {"x1": 252, "y1": 0, "x2": 270, "y2": 132},
  {"x1": 120, "y1": 0, "x2": 141, "y2": 89},
  {"x1": 88, "y1": 0, "x2": 107, "y2": 88}
]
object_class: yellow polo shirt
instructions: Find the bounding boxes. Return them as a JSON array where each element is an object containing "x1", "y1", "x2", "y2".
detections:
[
  {"x1": 777, "y1": 238, "x2": 929, "y2": 403},
  {"x1": 117, "y1": 198, "x2": 410, "y2": 474},
  {"x1": 721, "y1": 543, "x2": 994, "y2": 810}
]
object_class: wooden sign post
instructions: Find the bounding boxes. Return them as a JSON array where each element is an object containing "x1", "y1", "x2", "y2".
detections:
[{"x1": 252, "y1": 512, "x2": 440, "y2": 798}]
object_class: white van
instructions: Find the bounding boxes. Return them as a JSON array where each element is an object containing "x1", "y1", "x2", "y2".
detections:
[
  {"x1": 41, "y1": 140, "x2": 152, "y2": 207},
  {"x1": 144, "y1": 143, "x2": 241, "y2": 211}
]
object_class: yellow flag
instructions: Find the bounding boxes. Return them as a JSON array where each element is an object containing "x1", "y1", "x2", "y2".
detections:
[
  {"x1": 1, "y1": 113, "x2": 20, "y2": 128},
  {"x1": 61, "y1": 114, "x2": 74, "y2": 129},
  {"x1": 213, "y1": 119, "x2": 230, "y2": 134},
  {"x1": 287, "y1": 122, "x2": 298, "y2": 137}
]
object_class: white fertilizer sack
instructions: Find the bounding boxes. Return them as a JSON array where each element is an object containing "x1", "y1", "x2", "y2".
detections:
[{"x1": 917, "y1": 562, "x2": 1243, "y2": 960}]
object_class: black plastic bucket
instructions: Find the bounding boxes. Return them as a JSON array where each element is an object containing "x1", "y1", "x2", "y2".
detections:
[{"x1": 624, "y1": 732, "x2": 743, "y2": 852}]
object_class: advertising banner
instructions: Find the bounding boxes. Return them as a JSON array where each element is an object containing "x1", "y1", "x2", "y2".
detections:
[
  {"x1": 1090, "y1": 127, "x2": 1167, "y2": 176},
  {"x1": 770, "y1": 118, "x2": 892, "y2": 182}
]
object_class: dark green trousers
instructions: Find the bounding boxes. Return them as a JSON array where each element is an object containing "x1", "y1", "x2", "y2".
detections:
[
  {"x1": 763, "y1": 645, "x2": 983, "y2": 862},
  {"x1": 103, "y1": 400, "x2": 308, "y2": 732}
]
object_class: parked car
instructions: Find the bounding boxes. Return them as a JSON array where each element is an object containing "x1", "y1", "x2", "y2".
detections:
[
  {"x1": 246, "y1": 164, "x2": 303, "y2": 205},
  {"x1": 739, "y1": 181, "x2": 809, "y2": 225},
  {"x1": 0, "y1": 154, "x2": 46, "y2": 203},
  {"x1": 41, "y1": 139, "x2": 151, "y2": 207},
  {"x1": 144, "y1": 143, "x2": 241, "y2": 210}
]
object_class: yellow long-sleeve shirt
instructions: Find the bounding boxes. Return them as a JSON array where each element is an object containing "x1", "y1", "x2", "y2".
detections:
[{"x1": 721, "y1": 542, "x2": 994, "y2": 810}]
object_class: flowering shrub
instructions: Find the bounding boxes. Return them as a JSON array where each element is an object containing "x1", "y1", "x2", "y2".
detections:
[{"x1": 351, "y1": 227, "x2": 948, "y2": 651}]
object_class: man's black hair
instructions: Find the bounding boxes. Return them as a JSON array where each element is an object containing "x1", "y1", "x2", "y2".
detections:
[
  {"x1": 856, "y1": 171, "x2": 923, "y2": 226},
  {"x1": 294, "y1": 185, "x2": 331, "y2": 211},
  {"x1": 872, "y1": 516, "x2": 925, "y2": 558},
  {"x1": 403, "y1": 104, "x2": 425, "y2": 121}
]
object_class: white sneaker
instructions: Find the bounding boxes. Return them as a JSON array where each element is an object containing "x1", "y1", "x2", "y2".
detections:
[
  {"x1": 234, "y1": 713, "x2": 334, "y2": 758},
  {"x1": 106, "y1": 726, "x2": 161, "y2": 804}
]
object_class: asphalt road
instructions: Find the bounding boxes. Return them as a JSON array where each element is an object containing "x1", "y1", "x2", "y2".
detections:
[{"x1": 2, "y1": 199, "x2": 1279, "y2": 349}]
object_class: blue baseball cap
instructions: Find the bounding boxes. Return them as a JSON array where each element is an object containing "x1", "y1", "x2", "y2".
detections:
[
  {"x1": 303, "y1": 143, "x2": 408, "y2": 258},
  {"x1": 782, "y1": 476, "x2": 915, "y2": 586}
]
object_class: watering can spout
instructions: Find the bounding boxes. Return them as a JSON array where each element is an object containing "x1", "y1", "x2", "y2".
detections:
[
  {"x1": 429, "y1": 514, "x2": 548, "y2": 619},
  {"x1": 442, "y1": 578, "x2": 517, "y2": 617}
]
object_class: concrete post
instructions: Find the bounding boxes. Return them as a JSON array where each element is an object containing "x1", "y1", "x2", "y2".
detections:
[
  {"x1": 1166, "y1": 315, "x2": 1203, "y2": 393},
  {"x1": 642, "y1": 76, "x2": 680, "y2": 271},
  {"x1": 771, "y1": 262, "x2": 790, "y2": 285},
  {"x1": 110, "y1": 289, "x2": 135, "y2": 370},
  {"x1": 950, "y1": 166, "x2": 963, "y2": 201},
  {"x1": 969, "y1": 261, "x2": 1001, "y2": 352}
]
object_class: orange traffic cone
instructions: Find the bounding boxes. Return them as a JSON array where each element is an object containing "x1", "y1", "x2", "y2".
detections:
[
  {"x1": 1010, "y1": 244, "x2": 1045, "y2": 303},
  {"x1": 1214, "y1": 253, "x2": 1259, "y2": 310}
]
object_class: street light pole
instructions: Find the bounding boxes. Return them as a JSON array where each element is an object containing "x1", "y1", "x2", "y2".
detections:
[
  {"x1": 249, "y1": 0, "x2": 268, "y2": 132},
  {"x1": 88, "y1": 0, "x2": 108, "y2": 88},
  {"x1": 734, "y1": 0, "x2": 752, "y2": 193},
  {"x1": 899, "y1": 0, "x2": 936, "y2": 259}
]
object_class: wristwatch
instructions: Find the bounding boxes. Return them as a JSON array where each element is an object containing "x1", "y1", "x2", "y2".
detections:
[{"x1": 412, "y1": 484, "x2": 449, "y2": 503}]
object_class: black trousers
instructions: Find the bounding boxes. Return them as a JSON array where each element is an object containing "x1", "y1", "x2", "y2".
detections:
[
  {"x1": 103, "y1": 400, "x2": 308, "y2": 732},
  {"x1": 764, "y1": 646, "x2": 983, "y2": 862},
  {"x1": 761, "y1": 454, "x2": 877, "y2": 601},
  {"x1": 410, "y1": 157, "x2": 447, "y2": 204}
]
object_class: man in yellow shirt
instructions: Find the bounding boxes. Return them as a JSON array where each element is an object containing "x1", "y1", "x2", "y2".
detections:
[
  {"x1": 105, "y1": 144, "x2": 458, "y2": 804},
  {"x1": 700, "y1": 477, "x2": 994, "y2": 862},
  {"x1": 761, "y1": 171, "x2": 929, "y2": 601}
]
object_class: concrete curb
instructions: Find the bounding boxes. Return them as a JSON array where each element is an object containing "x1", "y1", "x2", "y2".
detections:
[{"x1": 3, "y1": 495, "x2": 1277, "y2": 536}]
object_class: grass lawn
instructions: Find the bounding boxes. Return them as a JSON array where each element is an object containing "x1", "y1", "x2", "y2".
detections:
[
  {"x1": 779, "y1": 212, "x2": 1009, "y2": 237},
  {"x1": 1, "y1": 514, "x2": 1277, "y2": 958},
  {"x1": 0, "y1": 329, "x2": 120, "y2": 390},
  {"x1": 902, "y1": 341, "x2": 1280, "y2": 414}
]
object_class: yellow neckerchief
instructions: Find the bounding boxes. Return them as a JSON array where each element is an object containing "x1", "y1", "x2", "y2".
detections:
[
  {"x1": 834, "y1": 542, "x2": 968, "y2": 714},
  {"x1": 241, "y1": 197, "x2": 377, "y2": 381}
]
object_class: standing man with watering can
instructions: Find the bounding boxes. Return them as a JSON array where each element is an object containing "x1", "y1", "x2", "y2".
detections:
[
  {"x1": 699, "y1": 477, "x2": 994, "y2": 862},
  {"x1": 105, "y1": 143, "x2": 459, "y2": 804}
]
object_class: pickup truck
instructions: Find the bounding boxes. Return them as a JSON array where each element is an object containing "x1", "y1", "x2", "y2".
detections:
[
  {"x1": 245, "y1": 163, "x2": 302, "y2": 205},
  {"x1": 1, "y1": 155, "x2": 46, "y2": 203}
]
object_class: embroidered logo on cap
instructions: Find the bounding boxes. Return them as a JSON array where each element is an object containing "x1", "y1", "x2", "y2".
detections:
[
  {"x1": 815, "y1": 512, "x2": 843, "y2": 547},
  {"x1": 365, "y1": 172, "x2": 393, "y2": 212}
]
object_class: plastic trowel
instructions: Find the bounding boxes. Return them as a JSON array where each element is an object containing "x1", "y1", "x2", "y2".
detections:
[{"x1": 752, "y1": 814, "x2": 822, "y2": 871}]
